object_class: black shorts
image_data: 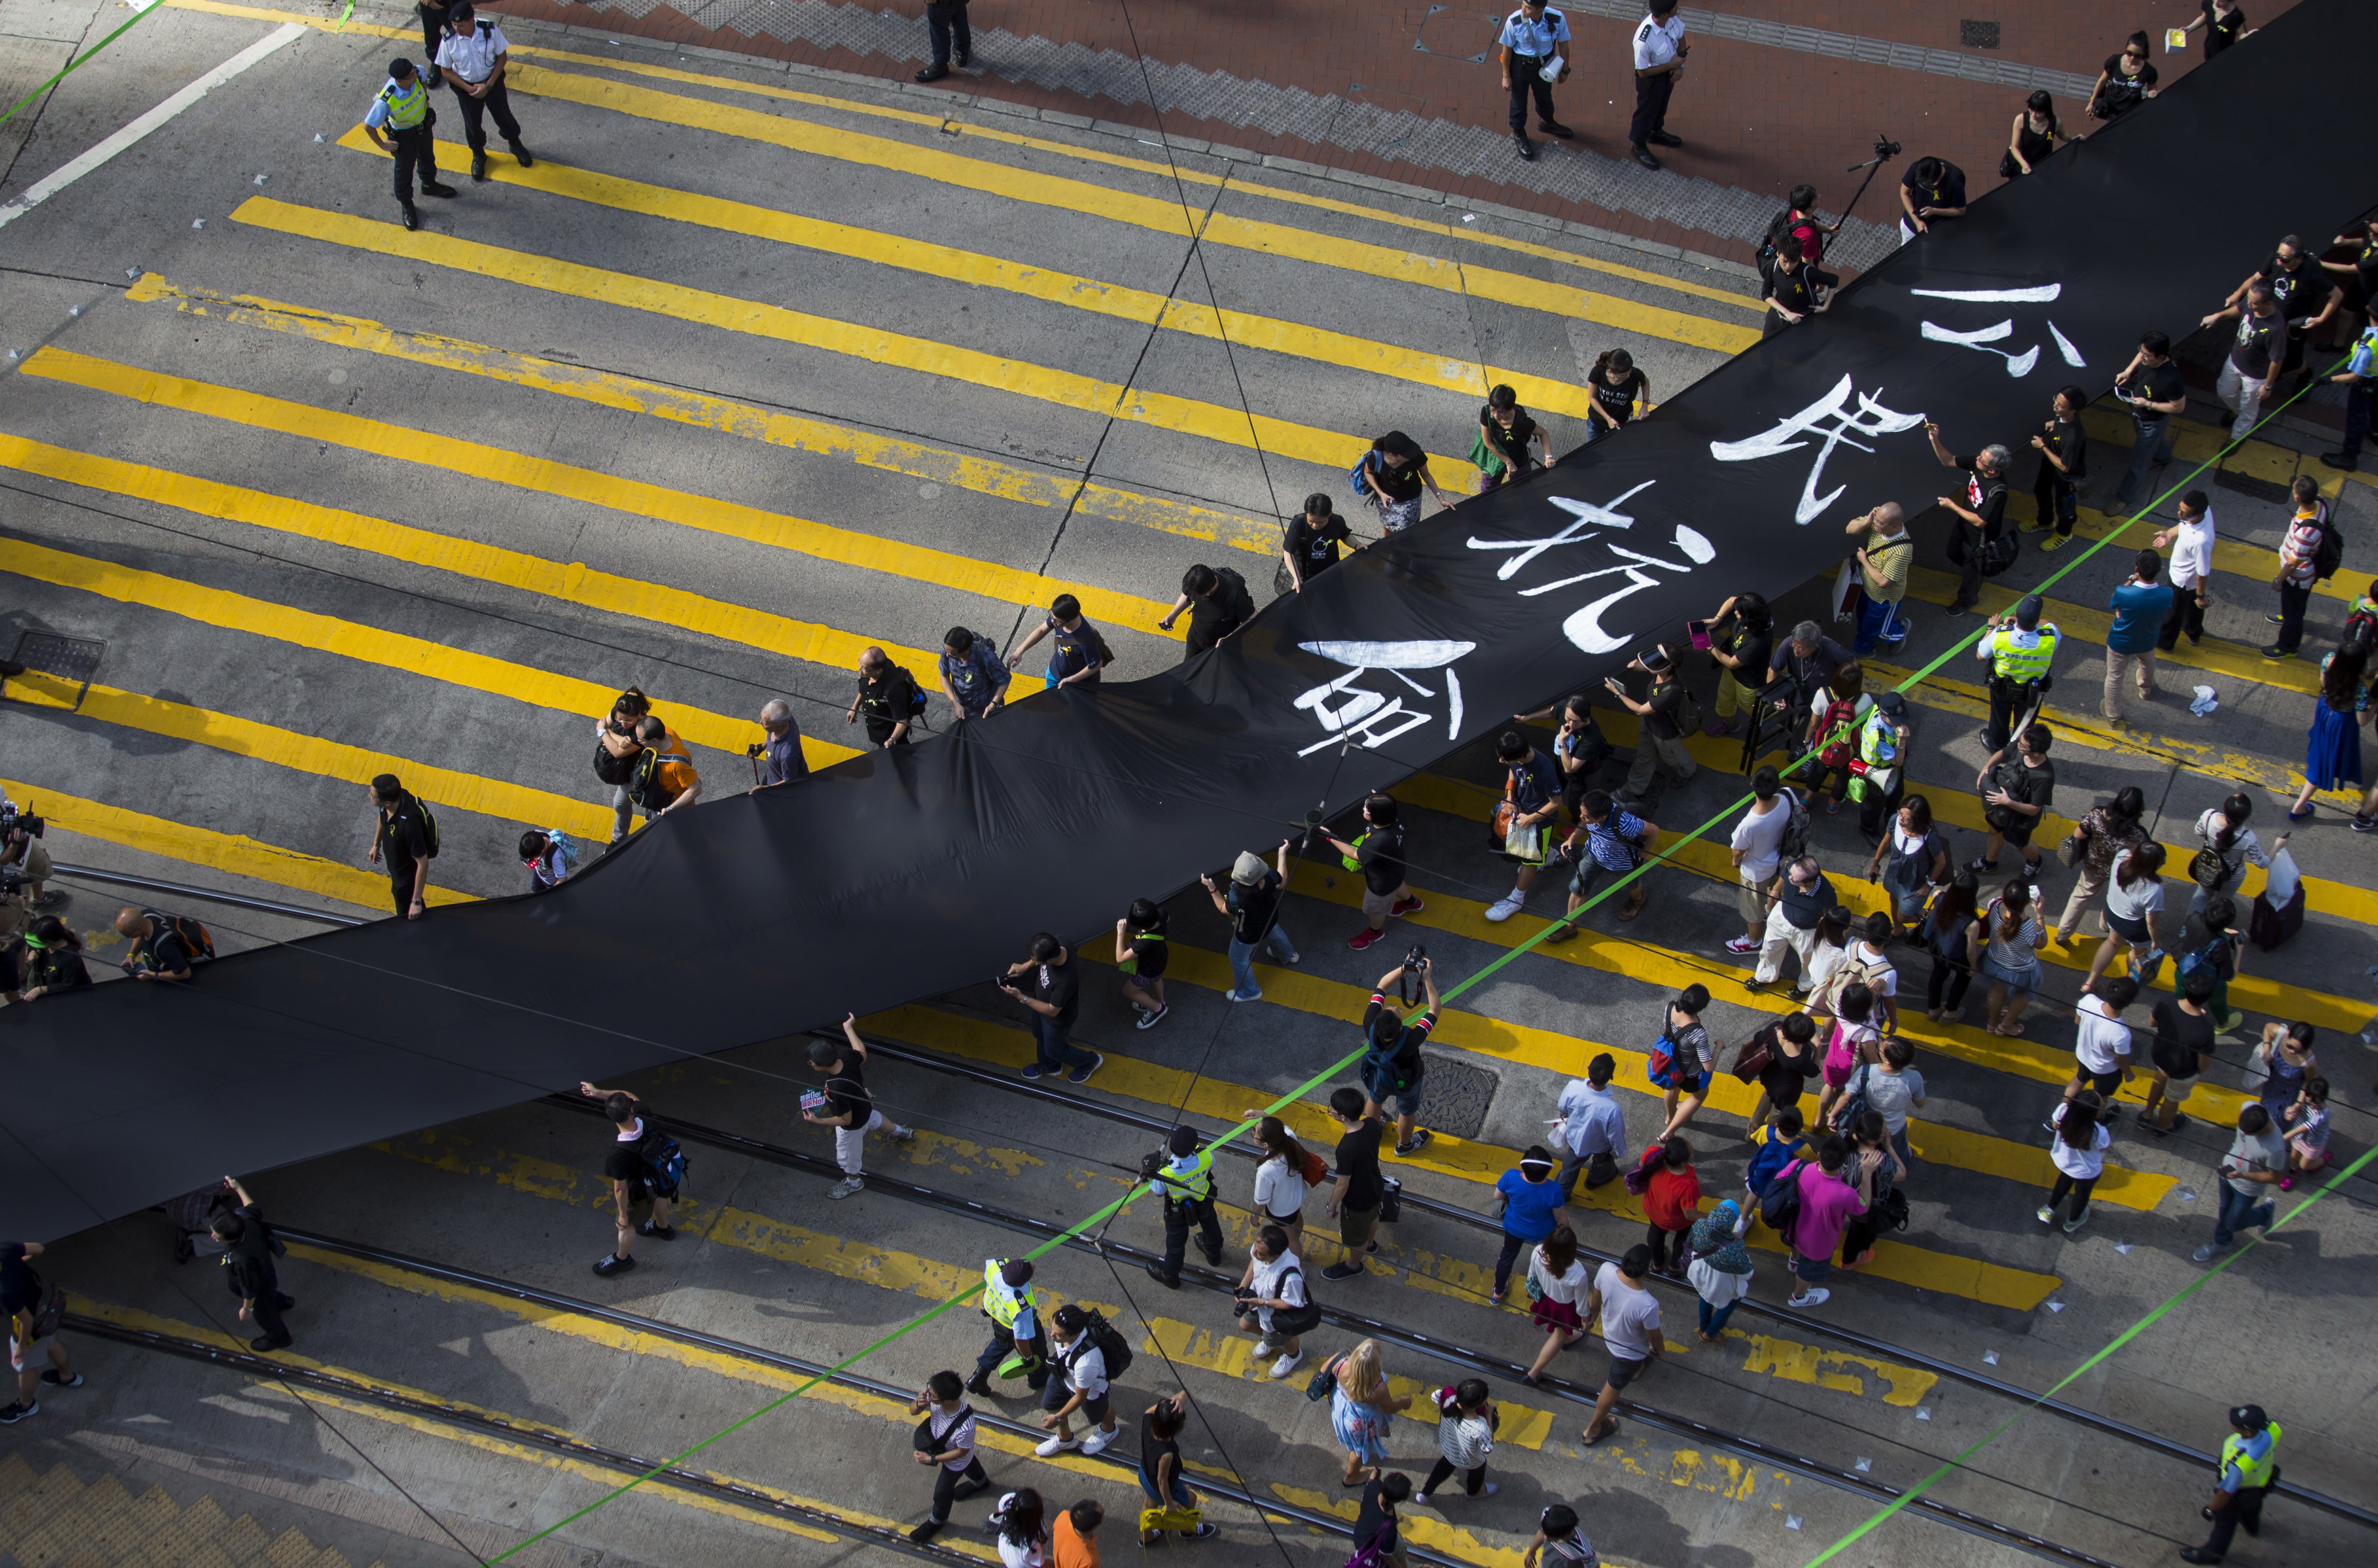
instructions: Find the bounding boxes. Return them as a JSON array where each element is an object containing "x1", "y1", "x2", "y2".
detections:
[
  {"x1": 1605, "y1": 1351, "x2": 1651, "y2": 1391},
  {"x1": 1998, "y1": 813, "x2": 2038, "y2": 849},
  {"x1": 2074, "y1": 1062, "x2": 2125, "y2": 1094}
]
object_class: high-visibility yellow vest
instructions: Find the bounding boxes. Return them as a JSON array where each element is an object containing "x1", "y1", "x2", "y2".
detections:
[
  {"x1": 1989, "y1": 624, "x2": 2059, "y2": 684},
  {"x1": 1154, "y1": 1147, "x2": 1215, "y2": 1203},
  {"x1": 2220, "y1": 1422, "x2": 2280, "y2": 1491},
  {"x1": 982, "y1": 1261, "x2": 1033, "y2": 1332},
  {"x1": 378, "y1": 77, "x2": 429, "y2": 130}
]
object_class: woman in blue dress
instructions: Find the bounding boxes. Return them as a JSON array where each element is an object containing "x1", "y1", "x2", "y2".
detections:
[
  {"x1": 2288, "y1": 637, "x2": 2370, "y2": 821},
  {"x1": 1328, "y1": 1339, "x2": 1410, "y2": 1486}
]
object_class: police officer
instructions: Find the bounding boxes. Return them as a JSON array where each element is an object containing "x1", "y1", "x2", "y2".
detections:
[
  {"x1": 2180, "y1": 1404, "x2": 2280, "y2": 1563},
  {"x1": 433, "y1": 2, "x2": 533, "y2": 183},
  {"x1": 361, "y1": 58, "x2": 455, "y2": 232},
  {"x1": 1629, "y1": 0, "x2": 1688, "y2": 170},
  {"x1": 1143, "y1": 1126, "x2": 1223, "y2": 1289},
  {"x1": 1497, "y1": 1, "x2": 1572, "y2": 164},
  {"x1": 415, "y1": 1, "x2": 455, "y2": 86},
  {"x1": 1974, "y1": 594, "x2": 2058, "y2": 755},
  {"x1": 968, "y1": 1258, "x2": 1046, "y2": 1397},
  {"x1": 1851, "y1": 695, "x2": 1911, "y2": 840}
]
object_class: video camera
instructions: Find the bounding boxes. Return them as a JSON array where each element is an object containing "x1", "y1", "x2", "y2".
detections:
[
  {"x1": 1873, "y1": 135, "x2": 1902, "y2": 160},
  {"x1": 0, "y1": 801, "x2": 45, "y2": 841}
]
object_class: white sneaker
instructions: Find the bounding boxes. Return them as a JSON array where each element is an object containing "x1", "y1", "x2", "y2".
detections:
[
  {"x1": 1080, "y1": 1427, "x2": 1117, "y2": 1456},
  {"x1": 1035, "y1": 1433, "x2": 1081, "y2": 1457},
  {"x1": 1483, "y1": 893, "x2": 1527, "y2": 923},
  {"x1": 1271, "y1": 1349, "x2": 1304, "y2": 1379},
  {"x1": 826, "y1": 1177, "x2": 864, "y2": 1200},
  {"x1": 889, "y1": 1126, "x2": 916, "y2": 1144},
  {"x1": 1724, "y1": 935, "x2": 1760, "y2": 955},
  {"x1": 2061, "y1": 1209, "x2": 2090, "y2": 1234},
  {"x1": 1790, "y1": 1287, "x2": 1831, "y2": 1308}
]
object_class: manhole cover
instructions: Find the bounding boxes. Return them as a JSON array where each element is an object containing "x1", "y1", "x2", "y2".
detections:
[
  {"x1": 1959, "y1": 20, "x2": 2001, "y2": 50},
  {"x1": 2213, "y1": 468, "x2": 2291, "y2": 504},
  {"x1": 1414, "y1": 5, "x2": 1497, "y2": 63},
  {"x1": 5, "y1": 632, "x2": 105, "y2": 711},
  {"x1": 1415, "y1": 1052, "x2": 1498, "y2": 1141}
]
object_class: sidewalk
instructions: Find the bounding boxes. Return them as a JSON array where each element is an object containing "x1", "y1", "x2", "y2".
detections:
[{"x1": 505, "y1": 0, "x2": 2308, "y2": 269}]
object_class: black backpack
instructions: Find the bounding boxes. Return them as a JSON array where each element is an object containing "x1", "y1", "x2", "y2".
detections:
[
  {"x1": 2311, "y1": 516, "x2": 2345, "y2": 582},
  {"x1": 1069, "y1": 1307, "x2": 1134, "y2": 1379},
  {"x1": 626, "y1": 749, "x2": 681, "y2": 812},
  {"x1": 143, "y1": 908, "x2": 215, "y2": 963},
  {"x1": 1754, "y1": 207, "x2": 1804, "y2": 275}
]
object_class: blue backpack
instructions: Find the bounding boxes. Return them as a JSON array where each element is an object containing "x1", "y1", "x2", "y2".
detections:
[
  {"x1": 641, "y1": 1130, "x2": 688, "y2": 1200},
  {"x1": 1745, "y1": 1133, "x2": 1806, "y2": 1196},
  {"x1": 1347, "y1": 450, "x2": 1379, "y2": 498}
]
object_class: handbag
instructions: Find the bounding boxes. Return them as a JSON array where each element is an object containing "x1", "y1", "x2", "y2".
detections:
[
  {"x1": 1300, "y1": 1148, "x2": 1331, "y2": 1187},
  {"x1": 1305, "y1": 1352, "x2": 1345, "y2": 1402},
  {"x1": 1488, "y1": 800, "x2": 1515, "y2": 852},
  {"x1": 1347, "y1": 1525, "x2": 1395, "y2": 1568},
  {"x1": 1731, "y1": 1024, "x2": 1775, "y2": 1084},
  {"x1": 1468, "y1": 429, "x2": 1506, "y2": 485},
  {"x1": 1646, "y1": 1028, "x2": 1676, "y2": 1089},
  {"x1": 1140, "y1": 1505, "x2": 1204, "y2": 1536},
  {"x1": 1998, "y1": 147, "x2": 2021, "y2": 179},
  {"x1": 2057, "y1": 828, "x2": 2086, "y2": 868},
  {"x1": 1506, "y1": 819, "x2": 1546, "y2": 863}
]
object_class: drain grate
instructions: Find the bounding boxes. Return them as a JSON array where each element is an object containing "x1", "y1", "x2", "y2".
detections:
[
  {"x1": 1959, "y1": 20, "x2": 2002, "y2": 50},
  {"x1": 5, "y1": 632, "x2": 105, "y2": 712},
  {"x1": 1414, "y1": 1053, "x2": 1499, "y2": 1141},
  {"x1": 2213, "y1": 468, "x2": 2292, "y2": 505}
]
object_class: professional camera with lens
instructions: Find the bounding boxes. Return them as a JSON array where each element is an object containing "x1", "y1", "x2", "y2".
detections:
[
  {"x1": 1874, "y1": 135, "x2": 1902, "y2": 159},
  {"x1": 0, "y1": 802, "x2": 44, "y2": 841},
  {"x1": 1404, "y1": 945, "x2": 1428, "y2": 971}
]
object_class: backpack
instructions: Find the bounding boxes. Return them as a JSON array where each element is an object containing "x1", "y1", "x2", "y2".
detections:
[
  {"x1": 594, "y1": 741, "x2": 638, "y2": 786},
  {"x1": 2311, "y1": 516, "x2": 2345, "y2": 582},
  {"x1": 895, "y1": 666, "x2": 929, "y2": 719},
  {"x1": 2178, "y1": 931, "x2": 2235, "y2": 982},
  {"x1": 1069, "y1": 1307, "x2": 1135, "y2": 1379},
  {"x1": 1347, "y1": 449, "x2": 1379, "y2": 498},
  {"x1": 626, "y1": 748, "x2": 681, "y2": 812},
  {"x1": 1745, "y1": 1133, "x2": 1806, "y2": 1195},
  {"x1": 419, "y1": 800, "x2": 440, "y2": 858},
  {"x1": 641, "y1": 1130, "x2": 688, "y2": 1200},
  {"x1": 1674, "y1": 683, "x2": 1704, "y2": 736},
  {"x1": 1754, "y1": 206, "x2": 1806, "y2": 276},
  {"x1": 1816, "y1": 696, "x2": 1861, "y2": 767},
  {"x1": 144, "y1": 908, "x2": 215, "y2": 963},
  {"x1": 1756, "y1": 1158, "x2": 1808, "y2": 1238},
  {"x1": 1776, "y1": 787, "x2": 1812, "y2": 860}
]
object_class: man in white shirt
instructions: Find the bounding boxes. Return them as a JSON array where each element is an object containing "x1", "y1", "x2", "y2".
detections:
[
  {"x1": 433, "y1": 2, "x2": 533, "y2": 183},
  {"x1": 1628, "y1": 0, "x2": 1688, "y2": 169},
  {"x1": 1726, "y1": 766, "x2": 1792, "y2": 955},
  {"x1": 1035, "y1": 1304, "x2": 1119, "y2": 1456},
  {"x1": 1233, "y1": 1226, "x2": 1311, "y2": 1378},
  {"x1": 1552, "y1": 1054, "x2": 1627, "y2": 1201},
  {"x1": 1497, "y1": 2, "x2": 1574, "y2": 164},
  {"x1": 2152, "y1": 490, "x2": 2216, "y2": 649},
  {"x1": 2059, "y1": 976, "x2": 2136, "y2": 1124},
  {"x1": 1580, "y1": 1246, "x2": 1662, "y2": 1445}
]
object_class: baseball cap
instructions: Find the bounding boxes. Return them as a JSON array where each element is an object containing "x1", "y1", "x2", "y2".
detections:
[{"x1": 2229, "y1": 1404, "x2": 2268, "y2": 1430}]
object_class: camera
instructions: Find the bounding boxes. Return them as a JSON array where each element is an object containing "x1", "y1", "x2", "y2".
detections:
[
  {"x1": 1874, "y1": 135, "x2": 1902, "y2": 159},
  {"x1": 0, "y1": 802, "x2": 43, "y2": 840},
  {"x1": 1404, "y1": 945, "x2": 1427, "y2": 971}
]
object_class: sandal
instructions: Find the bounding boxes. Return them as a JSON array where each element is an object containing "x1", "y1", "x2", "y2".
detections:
[
  {"x1": 1582, "y1": 1419, "x2": 1620, "y2": 1448},
  {"x1": 1697, "y1": 1330, "x2": 1718, "y2": 1344}
]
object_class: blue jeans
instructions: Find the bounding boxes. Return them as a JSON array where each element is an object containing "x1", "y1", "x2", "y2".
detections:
[
  {"x1": 1853, "y1": 592, "x2": 1906, "y2": 654},
  {"x1": 2342, "y1": 378, "x2": 2371, "y2": 459},
  {"x1": 2212, "y1": 1183, "x2": 2275, "y2": 1250},
  {"x1": 1226, "y1": 927, "x2": 1296, "y2": 999},
  {"x1": 1698, "y1": 1296, "x2": 1739, "y2": 1336},
  {"x1": 1034, "y1": 1014, "x2": 1095, "y2": 1072},
  {"x1": 1137, "y1": 1462, "x2": 1194, "y2": 1507},
  {"x1": 2113, "y1": 414, "x2": 2174, "y2": 505}
]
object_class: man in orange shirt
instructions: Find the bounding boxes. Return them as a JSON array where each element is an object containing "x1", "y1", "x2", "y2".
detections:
[
  {"x1": 622, "y1": 715, "x2": 702, "y2": 832},
  {"x1": 1052, "y1": 1498, "x2": 1105, "y2": 1567}
]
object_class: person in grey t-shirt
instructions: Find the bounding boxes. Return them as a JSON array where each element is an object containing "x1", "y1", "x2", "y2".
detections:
[
  {"x1": 2194, "y1": 1104, "x2": 2287, "y2": 1262},
  {"x1": 1856, "y1": 1039, "x2": 1927, "y2": 1169}
]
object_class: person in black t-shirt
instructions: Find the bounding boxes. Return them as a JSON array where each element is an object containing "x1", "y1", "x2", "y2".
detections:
[
  {"x1": 5, "y1": 916, "x2": 90, "y2": 1003},
  {"x1": 1360, "y1": 961, "x2": 1439, "y2": 1158},
  {"x1": 1582, "y1": 349, "x2": 1650, "y2": 443},
  {"x1": 1352, "y1": 1468, "x2": 1410, "y2": 1559},
  {"x1": 1115, "y1": 897, "x2": 1171, "y2": 1028},
  {"x1": 1355, "y1": 431, "x2": 1449, "y2": 532},
  {"x1": 1001, "y1": 933, "x2": 1102, "y2": 1082},
  {"x1": 1607, "y1": 644, "x2": 1698, "y2": 808},
  {"x1": 806, "y1": 1012, "x2": 916, "y2": 1201},
  {"x1": 1202, "y1": 842, "x2": 1300, "y2": 1002},
  {"x1": 1281, "y1": 493, "x2": 1356, "y2": 591},
  {"x1": 1158, "y1": 564, "x2": 1257, "y2": 656},
  {"x1": 1, "y1": 1239, "x2": 78, "y2": 1419},
  {"x1": 366, "y1": 773, "x2": 431, "y2": 919},
  {"x1": 2143, "y1": 969, "x2": 2220, "y2": 1135},
  {"x1": 849, "y1": 647, "x2": 919, "y2": 747},
  {"x1": 1478, "y1": 384, "x2": 1546, "y2": 489},
  {"x1": 2086, "y1": 33, "x2": 2158, "y2": 122},
  {"x1": 578, "y1": 1081, "x2": 680, "y2": 1275},
  {"x1": 1925, "y1": 422, "x2": 2010, "y2": 614},
  {"x1": 1324, "y1": 1086, "x2": 1387, "y2": 1279},
  {"x1": 1898, "y1": 156, "x2": 1966, "y2": 242},
  {"x1": 114, "y1": 907, "x2": 201, "y2": 981},
  {"x1": 2112, "y1": 331, "x2": 2189, "y2": 507},
  {"x1": 1759, "y1": 236, "x2": 1836, "y2": 338},
  {"x1": 2182, "y1": 0, "x2": 2247, "y2": 60},
  {"x1": 211, "y1": 1177, "x2": 295, "y2": 1352},
  {"x1": 2027, "y1": 385, "x2": 2090, "y2": 550},
  {"x1": 2231, "y1": 236, "x2": 2340, "y2": 391},
  {"x1": 1322, "y1": 792, "x2": 1422, "y2": 953}
]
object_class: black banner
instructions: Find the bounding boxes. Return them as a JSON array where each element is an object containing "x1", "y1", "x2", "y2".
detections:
[{"x1": 4, "y1": 0, "x2": 2369, "y2": 1239}]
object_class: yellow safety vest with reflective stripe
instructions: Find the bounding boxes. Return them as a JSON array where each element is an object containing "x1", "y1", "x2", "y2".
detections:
[
  {"x1": 1989, "y1": 624, "x2": 2059, "y2": 684},
  {"x1": 2220, "y1": 1421, "x2": 2280, "y2": 1491},
  {"x1": 982, "y1": 1260, "x2": 1033, "y2": 1332},
  {"x1": 1153, "y1": 1147, "x2": 1215, "y2": 1204},
  {"x1": 378, "y1": 77, "x2": 429, "y2": 130}
]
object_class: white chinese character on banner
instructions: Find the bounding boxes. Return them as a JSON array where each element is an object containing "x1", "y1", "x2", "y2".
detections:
[
  {"x1": 1913, "y1": 284, "x2": 2087, "y2": 378},
  {"x1": 1292, "y1": 640, "x2": 1474, "y2": 758},
  {"x1": 1709, "y1": 374, "x2": 1927, "y2": 524},
  {"x1": 1464, "y1": 481, "x2": 1655, "y2": 580},
  {"x1": 1465, "y1": 484, "x2": 1714, "y2": 655}
]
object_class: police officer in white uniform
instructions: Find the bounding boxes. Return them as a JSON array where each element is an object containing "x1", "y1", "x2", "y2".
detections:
[
  {"x1": 1629, "y1": 0, "x2": 1688, "y2": 169},
  {"x1": 1497, "y1": 1, "x2": 1572, "y2": 164},
  {"x1": 361, "y1": 58, "x2": 455, "y2": 231},
  {"x1": 433, "y1": 2, "x2": 533, "y2": 182}
]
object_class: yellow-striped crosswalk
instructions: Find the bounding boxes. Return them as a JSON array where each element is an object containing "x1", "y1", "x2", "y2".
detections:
[
  {"x1": 229, "y1": 196, "x2": 1488, "y2": 488},
  {"x1": 21, "y1": 349, "x2": 1184, "y2": 638}
]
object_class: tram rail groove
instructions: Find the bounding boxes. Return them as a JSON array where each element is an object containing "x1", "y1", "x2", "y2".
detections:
[{"x1": 542, "y1": 1097, "x2": 2135, "y2": 1568}]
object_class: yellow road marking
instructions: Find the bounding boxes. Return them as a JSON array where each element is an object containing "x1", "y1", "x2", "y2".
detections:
[
  {"x1": 1395, "y1": 768, "x2": 2371, "y2": 1037},
  {"x1": 1904, "y1": 567, "x2": 2319, "y2": 696},
  {"x1": 0, "y1": 774, "x2": 471, "y2": 912},
  {"x1": 2082, "y1": 402, "x2": 2374, "y2": 501},
  {"x1": 67, "y1": 1294, "x2": 992, "y2": 1556},
  {"x1": 23, "y1": 348, "x2": 1184, "y2": 637},
  {"x1": 227, "y1": 195, "x2": 1483, "y2": 488},
  {"x1": 1281, "y1": 861, "x2": 2252, "y2": 1135},
  {"x1": 0, "y1": 450, "x2": 881, "y2": 769},
  {"x1": 865, "y1": 1005, "x2": 2056, "y2": 1310},
  {"x1": 1084, "y1": 921, "x2": 2169, "y2": 1211},
  {"x1": 336, "y1": 129, "x2": 1614, "y2": 429},
  {"x1": 162, "y1": 0, "x2": 1762, "y2": 334},
  {"x1": 7, "y1": 669, "x2": 611, "y2": 838},
  {"x1": 504, "y1": 63, "x2": 1756, "y2": 359},
  {"x1": 128, "y1": 275, "x2": 1281, "y2": 556},
  {"x1": 2005, "y1": 484, "x2": 2362, "y2": 605}
]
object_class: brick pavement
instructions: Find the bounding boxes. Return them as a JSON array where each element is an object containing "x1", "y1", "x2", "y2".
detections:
[{"x1": 505, "y1": 0, "x2": 2309, "y2": 267}]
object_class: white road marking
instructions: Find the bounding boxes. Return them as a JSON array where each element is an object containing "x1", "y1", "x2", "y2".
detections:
[{"x1": 0, "y1": 21, "x2": 307, "y2": 232}]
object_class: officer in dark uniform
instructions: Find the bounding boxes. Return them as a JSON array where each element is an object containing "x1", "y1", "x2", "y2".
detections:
[
  {"x1": 361, "y1": 58, "x2": 455, "y2": 232},
  {"x1": 433, "y1": 2, "x2": 533, "y2": 182},
  {"x1": 416, "y1": 0, "x2": 455, "y2": 86},
  {"x1": 1143, "y1": 1126, "x2": 1223, "y2": 1288}
]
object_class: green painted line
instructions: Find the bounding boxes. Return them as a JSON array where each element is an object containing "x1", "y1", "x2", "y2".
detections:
[
  {"x1": 0, "y1": 1, "x2": 168, "y2": 130},
  {"x1": 335, "y1": 0, "x2": 355, "y2": 31}
]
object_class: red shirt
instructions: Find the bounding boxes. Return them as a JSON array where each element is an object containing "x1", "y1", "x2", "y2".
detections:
[
  {"x1": 1644, "y1": 1163, "x2": 1702, "y2": 1232},
  {"x1": 1787, "y1": 212, "x2": 1824, "y2": 268}
]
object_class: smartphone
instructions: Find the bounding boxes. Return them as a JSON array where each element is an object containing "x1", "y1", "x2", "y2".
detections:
[{"x1": 1686, "y1": 619, "x2": 1712, "y2": 650}]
